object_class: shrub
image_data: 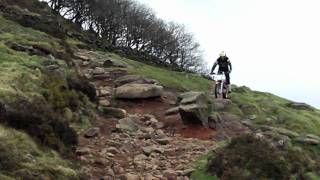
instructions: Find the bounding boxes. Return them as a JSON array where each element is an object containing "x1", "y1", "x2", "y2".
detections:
[
  {"x1": 207, "y1": 134, "x2": 317, "y2": 180},
  {"x1": 2, "y1": 98, "x2": 77, "y2": 153}
]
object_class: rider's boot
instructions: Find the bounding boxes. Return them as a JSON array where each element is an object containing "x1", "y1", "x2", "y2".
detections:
[{"x1": 228, "y1": 84, "x2": 232, "y2": 93}]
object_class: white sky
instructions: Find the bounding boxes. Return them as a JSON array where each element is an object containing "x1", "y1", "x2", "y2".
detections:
[{"x1": 138, "y1": 0, "x2": 320, "y2": 108}]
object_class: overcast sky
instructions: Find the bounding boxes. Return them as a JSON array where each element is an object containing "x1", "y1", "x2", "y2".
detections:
[{"x1": 138, "y1": 0, "x2": 320, "y2": 108}]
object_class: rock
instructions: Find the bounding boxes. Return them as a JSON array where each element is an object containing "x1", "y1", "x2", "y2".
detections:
[
  {"x1": 99, "y1": 87, "x2": 112, "y2": 97},
  {"x1": 259, "y1": 126, "x2": 299, "y2": 138},
  {"x1": 165, "y1": 107, "x2": 180, "y2": 116},
  {"x1": 116, "y1": 118, "x2": 139, "y2": 132},
  {"x1": 109, "y1": 68, "x2": 128, "y2": 79},
  {"x1": 177, "y1": 92, "x2": 212, "y2": 127},
  {"x1": 123, "y1": 173, "x2": 140, "y2": 180},
  {"x1": 93, "y1": 73, "x2": 111, "y2": 80},
  {"x1": 143, "y1": 127, "x2": 155, "y2": 133},
  {"x1": 106, "y1": 147, "x2": 120, "y2": 154},
  {"x1": 84, "y1": 127, "x2": 100, "y2": 138},
  {"x1": 163, "y1": 170, "x2": 177, "y2": 180},
  {"x1": 181, "y1": 169, "x2": 194, "y2": 177},
  {"x1": 75, "y1": 147, "x2": 91, "y2": 156},
  {"x1": 156, "y1": 138, "x2": 170, "y2": 145},
  {"x1": 103, "y1": 58, "x2": 128, "y2": 68},
  {"x1": 208, "y1": 113, "x2": 222, "y2": 129},
  {"x1": 99, "y1": 99, "x2": 111, "y2": 107},
  {"x1": 142, "y1": 146, "x2": 154, "y2": 156},
  {"x1": 82, "y1": 61, "x2": 90, "y2": 66},
  {"x1": 115, "y1": 84, "x2": 163, "y2": 99},
  {"x1": 287, "y1": 102, "x2": 314, "y2": 111},
  {"x1": 114, "y1": 75, "x2": 159, "y2": 87},
  {"x1": 107, "y1": 168, "x2": 115, "y2": 176},
  {"x1": 134, "y1": 154, "x2": 148, "y2": 162},
  {"x1": 113, "y1": 166, "x2": 125, "y2": 174},
  {"x1": 211, "y1": 99, "x2": 232, "y2": 111},
  {"x1": 143, "y1": 174, "x2": 154, "y2": 180},
  {"x1": 295, "y1": 137, "x2": 320, "y2": 145},
  {"x1": 99, "y1": 107, "x2": 127, "y2": 119},
  {"x1": 92, "y1": 67, "x2": 105, "y2": 75},
  {"x1": 239, "y1": 104, "x2": 260, "y2": 115},
  {"x1": 155, "y1": 122, "x2": 165, "y2": 129},
  {"x1": 45, "y1": 64, "x2": 60, "y2": 70}
]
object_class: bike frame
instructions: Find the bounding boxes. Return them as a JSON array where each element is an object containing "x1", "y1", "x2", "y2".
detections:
[{"x1": 212, "y1": 72, "x2": 227, "y2": 99}]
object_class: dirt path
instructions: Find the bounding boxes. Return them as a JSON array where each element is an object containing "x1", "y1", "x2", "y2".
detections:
[{"x1": 73, "y1": 50, "x2": 246, "y2": 180}]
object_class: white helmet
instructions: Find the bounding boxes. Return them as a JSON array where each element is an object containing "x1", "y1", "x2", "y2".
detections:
[{"x1": 219, "y1": 51, "x2": 226, "y2": 57}]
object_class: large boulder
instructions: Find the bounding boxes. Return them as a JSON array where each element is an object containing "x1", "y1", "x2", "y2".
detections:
[
  {"x1": 176, "y1": 92, "x2": 212, "y2": 127},
  {"x1": 103, "y1": 58, "x2": 128, "y2": 68},
  {"x1": 115, "y1": 84, "x2": 163, "y2": 99},
  {"x1": 114, "y1": 75, "x2": 159, "y2": 87}
]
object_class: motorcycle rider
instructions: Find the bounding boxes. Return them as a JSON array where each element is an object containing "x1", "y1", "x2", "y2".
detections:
[{"x1": 210, "y1": 51, "x2": 232, "y2": 92}]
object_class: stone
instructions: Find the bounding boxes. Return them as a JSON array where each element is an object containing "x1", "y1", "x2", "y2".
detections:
[
  {"x1": 107, "y1": 168, "x2": 115, "y2": 176},
  {"x1": 84, "y1": 127, "x2": 100, "y2": 138},
  {"x1": 115, "y1": 84, "x2": 163, "y2": 99},
  {"x1": 176, "y1": 92, "x2": 212, "y2": 127},
  {"x1": 103, "y1": 58, "x2": 128, "y2": 68},
  {"x1": 106, "y1": 147, "x2": 120, "y2": 154},
  {"x1": 181, "y1": 169, "x2": 194, "y2": 177},
  {"x1": 92, "y1": 67, "x2": 105, "y2": 75},
  {"x1": 113, "y1": 166, "x2": 125, "y2": 174},
  {"x1": 163, "y1": 170, "x2": 177, "y2": 180},
  {"x1": 99, "y1": 87, "x2": 112, "y2": 97},
  {"x1": 155, "y1": 122, "x2": 165, "y2": 129},
  {"x1": 295, "y1": 137, "x2": 320, "y2": 145},
  {"x1": 114, "y1": 75, "x2": 159, "y2": 87},
  {"x1": 123, "y1": 173, "x2": 140, "y2": 180},
  {"x1": 165, "y1": 107, "x2": 180, "y2": 116},
  {"x1": 116, "y1": 118, "x2": 139, "y2": 132},
  {"x1": 287, "y1": 102, "x2": 314, "y2": 111},
  {"x1": 99, "y1": 99, "x2": 111, "y2": 107},
  {"x1": 75, "y1": 147, "x2": 91, "y2": 156},
  {"x1": 142, "y1": 146, "x2": 154, "y2": 156},
  {"x1": 259, "y1": 126, "x2": 299, "y2": 138},
  {"x1": 156, "y1": 138, "x2": 170, "y2": 145},
  {"x1": 99, "y1": 107, "x2": 127, "y2": 119},
  {"x1": 134, "y1": 154, "x2": 148, "y2": 162},
  {"x1": 143, "y1": 174, "x2": 154, "y2": 180},
  {"x1": 212, "y1": 99, "x2": 232, "y2": 111},
  {"x1": 208, "y1": 113, "x2": 222, "y2": 129}
]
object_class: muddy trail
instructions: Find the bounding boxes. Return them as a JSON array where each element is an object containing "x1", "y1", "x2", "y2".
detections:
[{"x1": 73, "y1": 50, "x2": 248, "y2": 180}]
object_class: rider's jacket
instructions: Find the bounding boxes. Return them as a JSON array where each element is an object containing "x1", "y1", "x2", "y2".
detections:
[{"x1": 211, "y1": 56, "x2": 232, "y2": 73}]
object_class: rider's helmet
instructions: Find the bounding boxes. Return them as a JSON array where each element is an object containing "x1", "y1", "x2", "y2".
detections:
[{"x1": 219, "y1": 51, "x2": 226, "y2": 57}]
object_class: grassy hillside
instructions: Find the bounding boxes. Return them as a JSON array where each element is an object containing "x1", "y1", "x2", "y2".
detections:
[
  {"x1": 0, "y1": 6, "x2": 95, "y2": 179},
  {"x1": 1, "y1": 0, "x2": 320, "y2": 179},
  {"x1": 99, "y1": 52, "x2": 214, "y2": 92},
  {"x1": 192, "y1": 86, "x2": 320, "y2": 179}
]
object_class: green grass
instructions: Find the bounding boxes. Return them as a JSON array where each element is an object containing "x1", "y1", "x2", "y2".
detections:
[
  {"x1": 191, "y1": 153, "x2": 219, "y2": 180},
  {"x1": 0, "y1": 16, "x2": 64, "y2": 53},
  {"x1": 230, "y1": 86, "x2": 320, "y2": 136},
  {"x1": 100, "y1": 52, "x2": 214, "y2": 92}
]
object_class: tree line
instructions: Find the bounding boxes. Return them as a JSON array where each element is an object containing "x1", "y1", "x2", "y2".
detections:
[{"x1": 45, "y1": 0, "x2": 208, "y2": 73}]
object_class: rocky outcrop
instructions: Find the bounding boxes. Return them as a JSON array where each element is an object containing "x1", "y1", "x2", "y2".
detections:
[
  {"x1": 114, "y1": 75, "x2": 159, "y2": 87},
  {"x1": 115, "y1": 84, "x2": 163, "y2": 99},
  {"x1": 287, "y1": 102, "x2": 314, "y2": 111},
  {"x1": 176, "y1": 92, "x2": 212, "y2": 127},
  {"x1": 103, "y1": 58, "x2": 128, "y2": 68}
]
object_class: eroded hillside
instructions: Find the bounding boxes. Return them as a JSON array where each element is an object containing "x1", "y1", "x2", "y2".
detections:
[{"x1": 0, "y1": 1, "x2": 320, "y2": 180}]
